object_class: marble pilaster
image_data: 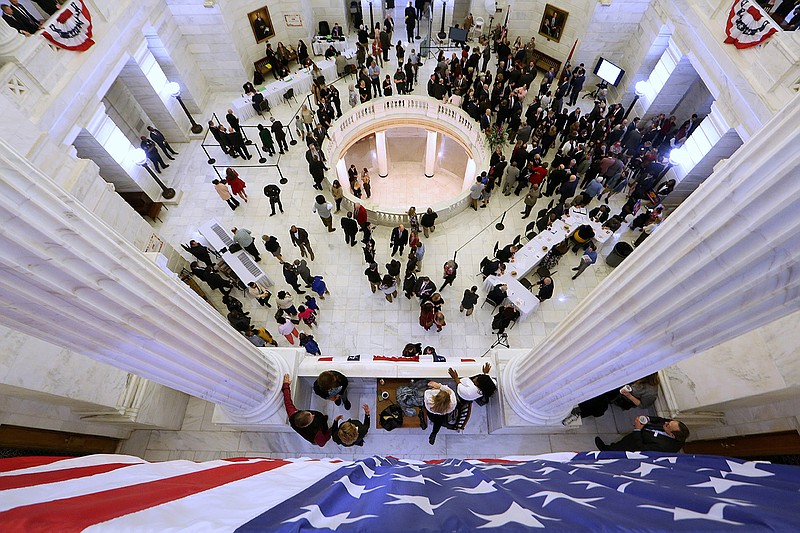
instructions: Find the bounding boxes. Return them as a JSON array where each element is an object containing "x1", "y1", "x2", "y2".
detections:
[
  {"x1": 0, "y1": 139, "x2": 287, "y2": 423},
  {"x1": 502, "y1": 92, "x2": 800, "y2": 425}
]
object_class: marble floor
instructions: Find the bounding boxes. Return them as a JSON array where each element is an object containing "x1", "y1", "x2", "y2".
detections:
[
  {"x1": 343, "y1": 128, "x2": 468, "y2": 209},
  {"x1": 127, "y1": 39, "x2": 647, "y2": 461}
]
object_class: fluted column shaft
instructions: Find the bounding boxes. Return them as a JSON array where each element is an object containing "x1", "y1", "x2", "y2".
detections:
[
  {"x1": 424, "y1": 130, "x2": 437, "y2": 178},
  {"x1": 503, "y1": 93, "x2": 800, "y2": 424},
  {"x1": 0, "y1": 139, "x2": 285, "y2": 421},
  {"x1": 375, "y1": 130, "x2": 389, "y2": 177}
]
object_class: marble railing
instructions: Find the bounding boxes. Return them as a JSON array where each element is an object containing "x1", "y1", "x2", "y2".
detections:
[{"x1": 326, "y1": 95, "x2": 488, "y2": 226}]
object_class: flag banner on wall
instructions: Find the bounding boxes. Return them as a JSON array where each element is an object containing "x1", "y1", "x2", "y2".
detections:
[
  {"x1": 1, "y1": 452, "x2": 800, "y2": 531},
  {"x1": 40, "y1": 0, "x2": 94, "y2": 52},
  {"x1": 724, "y1": 0, "x2": 778, "y2": 49}
]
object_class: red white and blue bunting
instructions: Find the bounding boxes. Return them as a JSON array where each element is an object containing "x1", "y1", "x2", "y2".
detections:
[
  {"x1": 724, "y1": 0, "x2": 778, "y2": 49},
  {"x1": 40, "y1": 0, "x2": 94, "y2": 52}
]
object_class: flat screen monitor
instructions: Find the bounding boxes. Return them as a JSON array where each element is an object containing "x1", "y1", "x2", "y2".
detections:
[
  {"x1": 593, "y1": 57, "x2": 625, "y2": 86},
  {"x1": 448, "y1": 26, "x2": 469, "y2": 43}
]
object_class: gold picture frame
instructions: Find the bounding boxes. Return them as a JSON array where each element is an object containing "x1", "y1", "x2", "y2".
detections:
[
  {"x1": 538, "y1": 5, "x2": 568, "y2": 43},
  {"x1": 249, "y1": 7, "x2": 275, "y2": 44}
]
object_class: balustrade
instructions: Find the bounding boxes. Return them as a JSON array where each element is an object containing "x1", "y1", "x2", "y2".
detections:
[{"x1": 326, "y1": 95, "x2": 488, "y2": 226}]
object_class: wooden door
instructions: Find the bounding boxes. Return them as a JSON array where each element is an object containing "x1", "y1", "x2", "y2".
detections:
[{"x1": 683, "y1": 430, "x2": 800, "y2": 458}]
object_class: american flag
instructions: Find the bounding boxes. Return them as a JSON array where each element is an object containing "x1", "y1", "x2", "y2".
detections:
[{"x1": 1, "y1": 452, "x2": 799, "y2": 531}]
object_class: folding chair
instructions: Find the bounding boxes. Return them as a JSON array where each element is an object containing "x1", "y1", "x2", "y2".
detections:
[
  {"x1": 283, "y1": 88, "x2": 297, "y2": 104},
  {"x1": 481, "y1": 296, "x2": 501, "y2": 312}
]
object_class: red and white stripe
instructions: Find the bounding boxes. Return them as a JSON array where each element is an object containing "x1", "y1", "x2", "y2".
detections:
[{"x1": 0, "y1": 455, "x2": 347, "y2": 532}]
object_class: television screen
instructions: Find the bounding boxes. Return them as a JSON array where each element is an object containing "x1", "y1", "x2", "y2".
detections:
[
  {"x1": 593, "y1": 57, "x2": 625, "y2": 86},
  {"x1": 448, "y1": 26, "x2": 469, "y2": 43}
]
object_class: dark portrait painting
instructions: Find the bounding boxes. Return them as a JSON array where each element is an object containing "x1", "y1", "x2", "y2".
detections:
[
  {"x1": 249, "y1": 7, "x2": 275, "y2": 43},
  {"x1": 538, "y1": 5, "x2": 568, "y2": 43}
]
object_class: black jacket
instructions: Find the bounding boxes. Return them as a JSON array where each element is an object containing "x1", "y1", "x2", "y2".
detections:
[
  {"x1": 313, "y1": 371, "x2": 348, "y2": 400},
  {"x1": 332, "y1": 414, "x2": 370, "y2": 447}
]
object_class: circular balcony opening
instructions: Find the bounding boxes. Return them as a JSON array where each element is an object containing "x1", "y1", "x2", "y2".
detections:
[{"x1": 341, "y1": 127, "x2": 469, "y2": 210}]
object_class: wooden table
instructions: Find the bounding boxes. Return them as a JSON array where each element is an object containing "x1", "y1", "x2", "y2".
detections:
[{"x1": 375, "y1": 377, "x2": 427, "y2": 430}]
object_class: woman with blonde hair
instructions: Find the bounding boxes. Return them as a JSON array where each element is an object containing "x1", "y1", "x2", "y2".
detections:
[
  {"x1": 424, "y1": 381, "x2": 456, "y2": 445},
  {"x1": 407, "y1": 206, "x2": 419, "y2": 234},
  {"x1": 332, "y1": 404, "x2": 371, "y2": 447},
  {"x1": 361, "y1": 168, "x2": 371, "y2": 198}
]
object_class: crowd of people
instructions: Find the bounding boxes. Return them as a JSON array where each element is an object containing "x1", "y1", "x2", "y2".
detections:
[
  {"x1": 180, "y1": 15, "x2": 700, "y2": 454},
  {"x1": 282, "y1": 363, "x2": 498, "y2": 448}
]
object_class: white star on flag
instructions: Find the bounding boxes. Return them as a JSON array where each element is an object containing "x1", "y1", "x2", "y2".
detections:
[
  {"x1": 528, "y1": 490, "x2": 603, "y2": 508},
  {"x1": 627, "y1": 462, "x2": 667, "y2": 477},
  {"x1": 639, "y1": 502, "x2": 743, "y2": 525},
  {"x1": 689, "y1": 476, "x2": 754, "y2": 494},
  {"x1": 471, "y1": 501, "x2": 559, "y2": 529},
  {"x1": 333, "y1": 475, "x2": 383, "y2": 498},
  {"x1": 282, "y1": 505, "x2": 376, "y2": 529},
  {"x1": 454, "y1": 480, "x2": 497, "y2": 494},
  {"x1": 721, "y1": 460, "x2": 774, "y2": 479},
  {"x1": 391, "y1": 473, "x2": 441, "y2": 485},
  {"x1": 385, "y1": 494, "x2": 454, "y2": 515}
]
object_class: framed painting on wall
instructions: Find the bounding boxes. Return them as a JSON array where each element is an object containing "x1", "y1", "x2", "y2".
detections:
[
  {"x1": 249, "y1": 6, "x2": 275, "y2": 43},
  {"x1": 538, "y1": 4, "x2": 568, "y2": 43}
]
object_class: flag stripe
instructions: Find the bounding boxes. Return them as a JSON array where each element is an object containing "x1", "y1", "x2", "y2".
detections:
[
  {"x1": 0, "y1": 459, "x2": 288, "y2": 532},
  {"x1": 0, "y1": 457, "x2": 65, "y2": 473},
  {"x1": 0, "y1": 454, "x2": 145, "y2": 478},
  {"x1": 0, "y1": 463, "x2": 132, "y2": 490},
  {"x1": 0, "y1": 459, "x2": 251, "y2": 512},
  {"x1": 85, "y1": 459, "x2": 349, "y2": 533}
]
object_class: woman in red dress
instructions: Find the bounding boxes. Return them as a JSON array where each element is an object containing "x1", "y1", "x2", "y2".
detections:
[{"x1": 225, "y1": 167, "x2": 248, "y2": 202}]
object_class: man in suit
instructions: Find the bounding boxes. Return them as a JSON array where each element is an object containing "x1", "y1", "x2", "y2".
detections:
[
  {"x1": 147, "y1": 126, "x2": 178, "y2": 160},
  {"x1": 226, "y1": 109, "x2": 244, "y2": 137},
  {"x1": 225, "y1": 126, "x2": 251, "y2": 160},
  {"x1": 139, "y1": 136, "x2": 168, "y2": 173},
  {"x1": 33, "y1": 0, "x2": 60, "y2": 16},
  {"x1": 404, "y1": 2, "x2": 416, "y2": 42},
  {"x1": 289, "y1": 225, "x2": 314, "y2": 260},
  {"x1": 341, "y1": 211, "x2": 359, "y2": 246},
  {"x1": 2, "y1": 3, "x2": 38, "y2": 35},
  {"x1": 207, "y1": 121, "x2": 231, "y2": 155},
  {"x1": 534, "y1": 277, "x2": 554, "y2": 301},
  {"x1": 596, "y1": 416, "x2": 690, "y2": 453},
  {"x1": 413, "y1": 276, "x2": 436, "y2": 301},
  {"x1": 390, "y1": 224, "x2": 409, "y2": 257},
  {"x1": 270, "y1": 117, "x2": 288, "y2": 153},
  {"x1": 330, "y1": 22, "x2": 343, "y2": 38}
]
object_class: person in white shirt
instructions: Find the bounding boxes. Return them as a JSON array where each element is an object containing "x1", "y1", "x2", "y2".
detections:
[
  {"x1": 424, "y1": 381, "x2": 456, "y2": 445},
  {"x1": 448, "y1": 362, "x2": 497, "y2": 404}
]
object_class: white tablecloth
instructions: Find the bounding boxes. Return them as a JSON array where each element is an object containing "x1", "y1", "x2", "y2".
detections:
[
  {"x1": 231, "y1": 59, "x2": 338, "y2": 121},
  {"x1": 312, "y1": 38, "x2": 348, "y2": 56},
  {"x1": 508, "y1": 210, "x2": 614, "y2": 279},
  {"x1": 483, "y1": 274, "x2": 540, "y2": 321}
]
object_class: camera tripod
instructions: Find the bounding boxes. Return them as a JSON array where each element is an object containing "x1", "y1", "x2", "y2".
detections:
[{"x1": 482, "y1": 331, "x2": 509, "y2": 357}]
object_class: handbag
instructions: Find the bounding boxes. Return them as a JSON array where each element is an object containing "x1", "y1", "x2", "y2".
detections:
[{"x1": 379, "y1": 404, "x2": 404, "y2": 431}]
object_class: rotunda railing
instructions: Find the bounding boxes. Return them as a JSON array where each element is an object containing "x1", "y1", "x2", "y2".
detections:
[{"x1": 325, "y1": 95, "x2": 489, "y2": 226}]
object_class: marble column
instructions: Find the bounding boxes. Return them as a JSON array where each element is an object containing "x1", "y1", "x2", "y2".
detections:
[
  {"x1": 375, "y1": 130, "x2": 389, "y2": 178},
  {"x1": 75, "y1": 103, "x2": 161, "y2": 201},
  {"x1": 424, "y1": 130, "x2": 438, "y2": 178},
  {"x1": 463, "y1": 158, "x2": 476, "y2": 190},
  {"x1": 118, "y1": 43, "x2": 189, "y2": 142},
  {"x1": 0, "y1": 139, "x2": 287, "y2": 423},
  {"x1": 502, "y1": 93, "x2": 800, "y2": 425}
]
